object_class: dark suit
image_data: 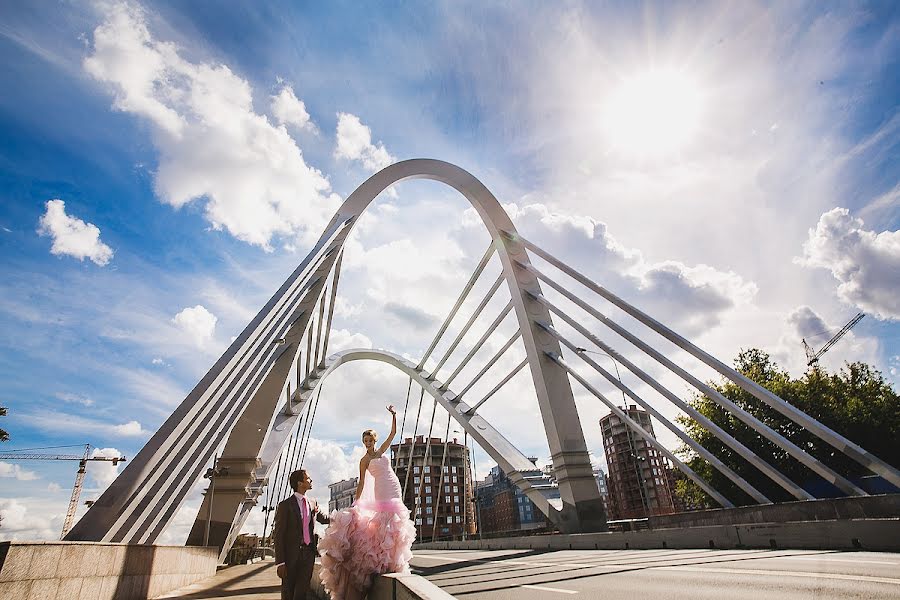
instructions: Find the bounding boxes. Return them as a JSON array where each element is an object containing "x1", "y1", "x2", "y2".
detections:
[{"x1": 274, "y1": 493, "x2": 330, "y2": 600}]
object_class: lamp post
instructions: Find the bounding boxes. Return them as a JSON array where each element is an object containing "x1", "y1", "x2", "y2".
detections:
[{"x1": 203, "y1": 455, "x2": 230, "y2": 547}]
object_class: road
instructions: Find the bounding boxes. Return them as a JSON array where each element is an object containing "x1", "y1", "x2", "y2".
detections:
[{"x1": 409, "y1": 548, "x2": 900, "y2": 599}]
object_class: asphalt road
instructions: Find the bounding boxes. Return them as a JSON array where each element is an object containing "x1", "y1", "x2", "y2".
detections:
[{"x1": 409, "y1": 548, "x2": 900, "y2": 599}]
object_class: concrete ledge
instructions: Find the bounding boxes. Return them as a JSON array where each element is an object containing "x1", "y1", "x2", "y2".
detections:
[
  {"x1": 311, "y1": 561, "x2": 455, "y2": 600},
  {"x1": 415, "y1": 518, "x2": 900, "y2": 553},
  {"x1": 0, "y1": 542, "x2": 218, "y2": 600},
  {"x1": 649, "y1": 493, "x2": 900, "y2": 529}
]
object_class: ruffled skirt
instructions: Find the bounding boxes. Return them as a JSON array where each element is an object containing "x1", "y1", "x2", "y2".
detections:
[{"x1": 318, "y1": 498, "x2": 417, "y2": 600}]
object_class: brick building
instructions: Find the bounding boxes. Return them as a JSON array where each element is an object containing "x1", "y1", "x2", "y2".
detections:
[
  {"x1": 600, "y1": 406, "x2": 676, "y2": 519},
  {"x1": 391, "y1": 436, "x2": 476, "y2": 540}
]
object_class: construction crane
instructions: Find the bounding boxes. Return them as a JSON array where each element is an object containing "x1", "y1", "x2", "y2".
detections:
[
  {"x1": 802, "y1": 312, "x2": 865, "y2": 368},
  {"x1": 0, "y1": 444, "x2": 126, "y2": 538}
]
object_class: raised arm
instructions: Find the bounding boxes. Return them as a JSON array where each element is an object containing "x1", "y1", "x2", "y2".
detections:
[{"x1": 377, "y1": 405, "x2": 397, "y2": 456}]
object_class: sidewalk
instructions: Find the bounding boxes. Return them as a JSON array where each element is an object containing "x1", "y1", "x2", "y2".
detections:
[{"x1": 154, "y1": 560, "x2": 282, "y2": 600}]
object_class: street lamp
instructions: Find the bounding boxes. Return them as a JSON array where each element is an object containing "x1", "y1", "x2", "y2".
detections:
[
  {"x1": 574, "y1": 347, "x2": 628, "y2": 405},
  {"x1": 203, "y1": 455, "x2": 230, "y2": 547}
]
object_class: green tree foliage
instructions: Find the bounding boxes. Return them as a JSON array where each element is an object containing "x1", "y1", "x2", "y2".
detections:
[{"x1": 676, "y1": 349, "x2": 900, "y2": 507}]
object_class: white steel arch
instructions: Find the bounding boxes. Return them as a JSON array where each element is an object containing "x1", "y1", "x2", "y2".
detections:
[{"x1": 67, "y1": 159, "x2": 607, "y2": 547}]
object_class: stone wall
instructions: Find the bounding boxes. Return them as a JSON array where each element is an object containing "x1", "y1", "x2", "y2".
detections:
[{"x1": 0, "y1": 542, "x2": 218, "y2": 600}]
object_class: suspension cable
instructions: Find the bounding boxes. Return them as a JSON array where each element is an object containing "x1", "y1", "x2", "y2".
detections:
[
  {"x1": 412, "y1": 396, "x2": 439, "y2": 541},
  {"x1": 417, "y1": 243, "x2": 496, "y2": 370},
  {"x1": 431, "y1": 411, "x2": 453, "y2": 541},
  {"x1": 319, "y1": 249, "x2": 344, "y2": 367},
  {"x1": 429, "y1": 274, "x2": 504, "y2": 377},
  {"x1": 300, "y1": 384, "x2": 324, "y2": 467},
  {"x1": 402, "y1": 387, "x2": 426, "y2": 498},
  {"x1": 394, "y1": 377, "x2": 413, "y2": 470}
]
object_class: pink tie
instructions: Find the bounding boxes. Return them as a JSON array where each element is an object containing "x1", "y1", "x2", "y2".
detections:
[{"x1": 300, "y1": 496, "x2": 311, "y2": 545}]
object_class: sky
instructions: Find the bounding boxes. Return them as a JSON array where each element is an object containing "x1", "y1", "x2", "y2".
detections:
[{"x1": 0, "y1": 0, "x2": 898, "y2": 543}]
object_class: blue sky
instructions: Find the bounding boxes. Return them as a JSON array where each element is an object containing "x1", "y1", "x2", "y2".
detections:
[{"x1": 1, "y1": 1, "x2": 898, "y2": 542}]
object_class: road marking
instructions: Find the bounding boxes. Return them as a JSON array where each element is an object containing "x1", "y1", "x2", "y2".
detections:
[
  {"x1": 659, "y1": 565, "x2": 900, "y2": 585},
  {"x1": 414, "y1": 554, "x2": 596, "y2": 569},
  {"x1": 521, "y1": 584, "x2": 579, "y2": 594},
  {"x1": 783, "y1": 556, "x2": 899, "y2": 565}
]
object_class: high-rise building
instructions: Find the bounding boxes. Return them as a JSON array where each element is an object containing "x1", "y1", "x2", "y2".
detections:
[
  {"x1": 600, "y1": 406, "x2": 676, "y2": 519},
  {"x1": 328, "y1": 477, "x2": 357, "y2": 512},
  {"x1": 391, "y1": 436, "x2": 476, "y2": 540},
  {"x1": 593, "y1": 465, "x2": 611, "y2": 515},
  {"x1": 475, "y1": 460, "x2": 559, "y2": 534}
]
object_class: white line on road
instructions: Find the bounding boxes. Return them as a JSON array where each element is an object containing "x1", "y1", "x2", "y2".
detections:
[
  {"x1": 659, "y1": 565, "x2": 900, "y2": 585},
  {"x1": 521, "y1": 584, "x2": 579, "y2": 594}
]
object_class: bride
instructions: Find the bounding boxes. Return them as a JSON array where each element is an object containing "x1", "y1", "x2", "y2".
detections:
[{"x1": 318, "y1": 405, "x2": 417, "y2": 600}]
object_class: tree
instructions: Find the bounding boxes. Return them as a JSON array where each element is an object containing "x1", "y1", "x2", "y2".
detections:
[{"x1": 676, "y1": 349, "x2": 900, "y2": 507}]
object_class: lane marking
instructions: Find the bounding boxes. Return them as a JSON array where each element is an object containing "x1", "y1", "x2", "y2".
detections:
[
  {"x1": 521, "y1": 584, "x2": 579, "y2": 594},
  {"x1": 782, "y1": 556, "x2": 900, "y2": 566},
  {"x1": 659, "y1": 565, "x2": 900, "y2": 585}
]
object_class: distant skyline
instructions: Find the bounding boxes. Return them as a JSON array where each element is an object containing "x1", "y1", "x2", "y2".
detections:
[{"x1": 1, "y1": 1, "x2": 898, "y2": 543}]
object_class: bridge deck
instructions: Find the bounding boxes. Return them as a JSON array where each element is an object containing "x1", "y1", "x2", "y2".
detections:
[
  {"x1": 152, "y1": 549, "x2": 900, "y2": 599},
  {"x1": 155, "y1": 561, "x2": 281, "y2": 599},
  {"x1": 410, "y1": 548, "x2": 900, "y2": 599}
]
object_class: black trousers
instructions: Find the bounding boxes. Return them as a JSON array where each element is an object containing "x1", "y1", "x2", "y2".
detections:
[{"x1": 281, "y1": 545, "x2": 316, "y2": 600}]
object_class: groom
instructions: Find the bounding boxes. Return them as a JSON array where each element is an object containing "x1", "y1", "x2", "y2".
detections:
[{"x1": 274, "y1": 469, "x2": 330, "y2": 600}]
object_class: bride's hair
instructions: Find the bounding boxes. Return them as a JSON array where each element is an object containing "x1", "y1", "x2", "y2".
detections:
[{"x1": 362, "y1": 428, "x2": 377, "y2": 443}]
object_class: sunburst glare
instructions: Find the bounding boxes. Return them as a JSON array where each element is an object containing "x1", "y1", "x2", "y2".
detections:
[{"x1": 603, "y1": 67, "x2": 705, "y2": 159}]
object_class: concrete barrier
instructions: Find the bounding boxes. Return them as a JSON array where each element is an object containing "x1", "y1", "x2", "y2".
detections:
[
  {"x1": 310, "y1": 562, "x2": 455, "y2": 600},
  {"x1": 0, "y1": 542, "x2": 218, "y2": 600},
  {"x1": 416, "y1": 518, "x2": 900, "y2": 553}
]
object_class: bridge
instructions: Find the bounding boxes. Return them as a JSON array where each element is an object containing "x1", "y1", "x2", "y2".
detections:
[{"x1": 2, "y1": 159, "x2": 898, "y2": 599}]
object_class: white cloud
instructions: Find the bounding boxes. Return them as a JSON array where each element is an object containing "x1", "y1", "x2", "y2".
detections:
[
  {"x1": 55, "y1": 392, "x2": 95, "y2": 407},
  {"x1": 151, "y1": 357, "x2": 165, "y2": 365},
  {"x1": 271, "y1": 84, "x2": 315, "y2": 132},
  {"x1": 84, "y1": 2, "x2": 340, "y2": 249},
  {"x1": 23, "y1": 411, "x2": 151, "y2": 440},
  {"x1": 87, "y1": 447, "x2": 125, "y2": 490},
  {"x1": 334, "y1": 112, "x2": 395, "y2": 172},
  {"x1": 796, "y1": 208, "x2": 900, "y2": 320},
  {"x1": 172, "y1": 304, "x2": 218, "y2": 348},
  {"x1": 37, "y1": 199, "x2": 114, "y2": 266},
  {"x1": 0, "y1": 462, "x2": 40, "y2": 481},
  {"x1": 111, "y1": 420, "x2": 148, "y2": 436},
  {"x1": 0, "y1": 498, "x2": 62, "y2": 541},
  {"x1": 47, "y1": 482, "x2": 62, "y2": 493}
]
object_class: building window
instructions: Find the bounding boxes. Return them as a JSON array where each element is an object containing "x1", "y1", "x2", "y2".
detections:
[
  {"x1": 454, "y1": 505, "x2": 460, "y2": 513},
  {"x1": 424, "y1": 466, "x2": 430, "y2": 473},
  {"x1": 427, "y1": 517, "x2": 433, "y2": 525},
  {"x1": 414, "y1": 497, "x2": 421, "y2": 504},
  {"x1": 445, "y1": 495, "x2": 451, "y2": 503},
  {"x1": 444, "y1": 485, "x2": 450, "y2": 493},
  {"x1": 452, "y1": 476, "x2": 458, "y2": 483},
  {"x1": 424, "y1": 476, "x2": 431, "y2": 484},
  {"x1": 454, "y1": 495, "x2": 460, "y2": 503},
  {"x1": 455, "y1": 516, "x2": 462, "y2": 523},
  {"x1": 413, "y1": 466, "x2": 420, "y2": 474},
  {"x1": 425, "y1": 486, "x2": 432, "y2": 494},
  {"x1": 453, "y1": 486, "x2": 459, "y2": 493},
  {"x1": 414, "y1": 477, "x2": 420, "y2": 485},
  {"x1": 443, "y1": 466, "x2": 449, "y2": 473},
  {"x1": 426, "y1": 496, "x2": 432, "y2": 504},
  {"x1": 415, "y1": 518, "x2": 422, "y2": 525},
  {"x1": 426, "y1": 507, "x2": 433, "y2": 515}
]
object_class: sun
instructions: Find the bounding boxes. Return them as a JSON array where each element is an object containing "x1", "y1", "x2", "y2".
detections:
[{"x1": 602, "y1": 67, "x2": 705, "y2": 159}]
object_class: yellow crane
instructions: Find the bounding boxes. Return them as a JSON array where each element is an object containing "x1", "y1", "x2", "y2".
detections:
[{"x1": 0, "y1": 444, "x2": 126, "y2": 538}]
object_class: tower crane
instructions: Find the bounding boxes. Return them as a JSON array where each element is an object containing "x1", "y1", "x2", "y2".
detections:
[
  {"x1": 0, "y1": 444, "x2": 126, "y2": 538},
  {"x1": 802, "y1": 312, "x2": 865, "y2": 368}
]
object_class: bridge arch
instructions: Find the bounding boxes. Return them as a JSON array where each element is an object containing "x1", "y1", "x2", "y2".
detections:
[{"x1": 67, "y1": 159, "x2": 606, "y2": 550}]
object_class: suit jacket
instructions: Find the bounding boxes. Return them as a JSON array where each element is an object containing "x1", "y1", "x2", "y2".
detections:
[{"x1": 274, "y1": 494, "x2": 330, "y2": 566}]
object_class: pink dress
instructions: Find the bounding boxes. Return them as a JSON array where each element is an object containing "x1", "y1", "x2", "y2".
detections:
[{"x1": 318, "y1": 455, "x2": 417, "y2": 599}]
